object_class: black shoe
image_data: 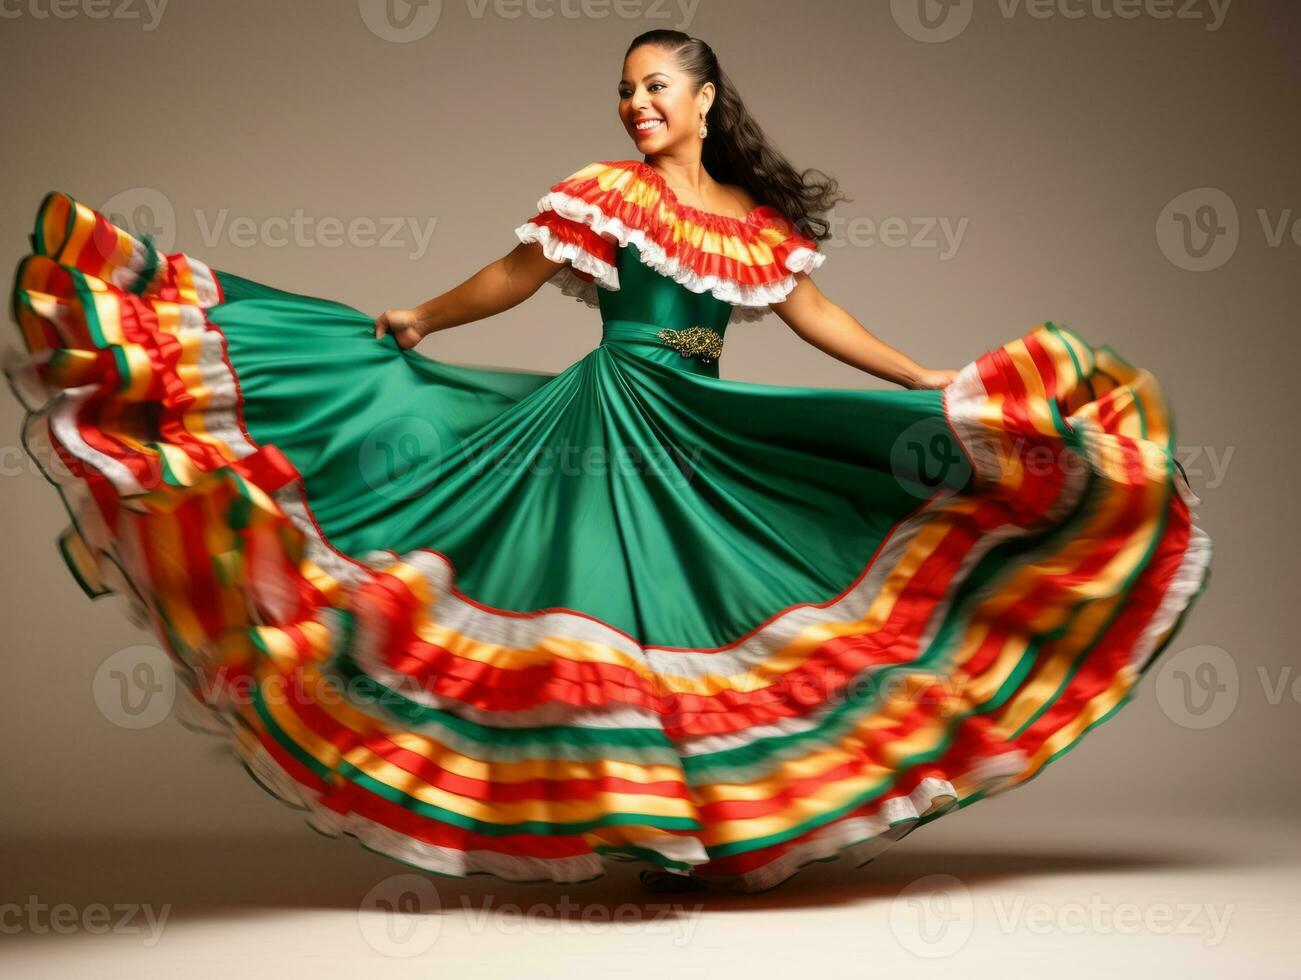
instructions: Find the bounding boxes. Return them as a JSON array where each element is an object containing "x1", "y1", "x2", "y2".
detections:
[{"x1": 639, "y1": 868, "x2": 704, "y2": 893}]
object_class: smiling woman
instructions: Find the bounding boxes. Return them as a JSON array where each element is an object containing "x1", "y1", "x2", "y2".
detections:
[
  {"x1": 613, "y1": 30, "x2": 846, "y2": 239},
  {"x1": 6, "y1": 28, "x2": 1211, "y2": 898}
]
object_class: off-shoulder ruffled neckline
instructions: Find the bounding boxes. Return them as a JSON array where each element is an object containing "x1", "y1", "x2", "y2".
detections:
[
  {"x1": 515, "y1": 159, "x2": 827, "y2": 324},
  {"x1": 618, "y1": 159, "x2": 778, "y2": 228}
]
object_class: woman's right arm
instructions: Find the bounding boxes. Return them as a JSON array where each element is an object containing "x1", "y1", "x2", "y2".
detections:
[{"x1": 374, "y1": 241, "x2": 564, "y2": 348}]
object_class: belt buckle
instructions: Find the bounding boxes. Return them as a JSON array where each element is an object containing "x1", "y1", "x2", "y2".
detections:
[{"x1": 655, "y1": 325, "x2": 723, "y2": 363}]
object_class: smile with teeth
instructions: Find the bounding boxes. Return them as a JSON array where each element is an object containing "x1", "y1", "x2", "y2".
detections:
[{"x1": 634, "y1": 118, "x2": 664, "y2": 133}]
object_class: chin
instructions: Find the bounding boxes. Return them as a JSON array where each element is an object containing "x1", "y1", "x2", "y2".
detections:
[{"x1": 631, "y1": 134, "x2": 669, "y2": 153}]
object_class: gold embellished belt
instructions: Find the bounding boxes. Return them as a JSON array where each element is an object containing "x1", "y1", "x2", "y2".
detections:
[{"x1": 656, "y1": 325, "x2": 724, "y2": 363}]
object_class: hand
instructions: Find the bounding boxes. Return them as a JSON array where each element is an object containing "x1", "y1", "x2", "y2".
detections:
[
  {"x1": 374, "y1": 308, "x2": 427, "y2": 350},
  {"x1": 907, "y1": 367, "x2": 961, "y2": 390}
]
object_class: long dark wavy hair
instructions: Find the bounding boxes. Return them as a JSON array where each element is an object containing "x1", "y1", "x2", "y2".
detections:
[{"x1": 625, "y1": 30, "x2": 848, "y2": 242}]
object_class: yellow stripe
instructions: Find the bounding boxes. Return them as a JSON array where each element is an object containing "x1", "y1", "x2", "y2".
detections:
[
  {"x1": 1005, "y1": 338, "x2": 1061, "y2": 438},
  {"x1": 576, "y1": 162, "x2": 789, "y2": 270},
  {"x1": 272, "y1": 661, "x2": 685, "y2": 787},
  {"x1": 341, "y1": 748, "x2": 697, "y2": 823},
  {"x1": 390, "y1": 511, "x2": 965, "y2": 697},
  {"x1": 956, "y1": 630, "x2": 1032, "y2": 706},
  {"x1": 60, "y1": 201, "x2": 97, "y2": 268},
  {"x1": 40, "y1": 195, "x2": 72, "y2": 259},
  {"x1": 700, "y1": 758, "x2": 904, "y2": 847},
  {"x1": 149, "y1": 512, "x2": 207, "y2": 648},
  {"x1": 173, "y1": 255, "x2": 202, "y2": 307},
  {"x1": 253, "y1": 664, "x2": 698, "y2": 823},
  {"x1": 302, "y1": 560, "x2": 347, "y2": 605},
  {"x1": 1022, "y1": 666, "x2": 1135, "y2": 777},
  {"x1": 199, "y1": 490, "x2": 245, "y2": 628}
]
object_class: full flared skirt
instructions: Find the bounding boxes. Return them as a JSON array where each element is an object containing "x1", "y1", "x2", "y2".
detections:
[{"x1": 5, "y1": 193, "x2": 1213, "y2": 892}]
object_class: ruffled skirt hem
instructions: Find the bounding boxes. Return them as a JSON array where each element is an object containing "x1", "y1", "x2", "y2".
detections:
[{"x1": 5, "y1": 192, "x2": 1213, "y2": 893}]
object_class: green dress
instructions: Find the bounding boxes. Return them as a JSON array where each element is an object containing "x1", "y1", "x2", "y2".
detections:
[{"x1": 6, "y1": 162, "x2": 1213, "y2": 893}]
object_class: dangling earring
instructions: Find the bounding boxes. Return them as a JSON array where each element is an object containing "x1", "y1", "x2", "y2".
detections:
[{"x1": 699, "y1": 114, "x2": 709, "y2": 139}]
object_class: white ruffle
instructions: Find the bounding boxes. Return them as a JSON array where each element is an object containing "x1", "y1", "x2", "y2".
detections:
[
  {"x1": 514, "y1": 190, "x2": 827, "y2": 325},
  {"x1": 513, "y1": 220, "x2": 615, "y2": 312}
]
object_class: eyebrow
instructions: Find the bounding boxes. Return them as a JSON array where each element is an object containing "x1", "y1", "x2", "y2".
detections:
[{"x1": 619, "y1": 72, "x2": 671, "y2": 85}]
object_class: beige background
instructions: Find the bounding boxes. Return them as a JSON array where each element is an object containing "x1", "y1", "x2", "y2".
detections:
[{"x1": 0, "y1": 0, "x2": 1294, "y2": 860}]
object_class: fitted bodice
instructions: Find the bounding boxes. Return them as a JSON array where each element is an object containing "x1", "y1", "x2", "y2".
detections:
[
  {"x1": 516, "y1": 159, "x2": 827, "y2": 379},
  {"x1": 597, "y1": 243, "x2": 733, "y2": 378}
]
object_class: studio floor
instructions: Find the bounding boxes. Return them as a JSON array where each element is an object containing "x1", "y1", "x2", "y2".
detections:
[{"x1": 2, "y1": 812, "x2": 1295, "y2": 978}]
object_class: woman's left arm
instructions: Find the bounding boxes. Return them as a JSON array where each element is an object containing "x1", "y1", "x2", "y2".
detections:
[{"x1": 770, "y1": 274, "x2": 960, "y2": 390}]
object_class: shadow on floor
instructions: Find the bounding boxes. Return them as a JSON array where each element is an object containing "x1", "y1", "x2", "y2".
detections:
[{"x1": 0, "y1": 824, "x2": 1254, "y2": 923}]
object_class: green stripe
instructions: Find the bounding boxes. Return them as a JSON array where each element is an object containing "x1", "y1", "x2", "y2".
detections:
[
  {"x1": 1049, "y1": 321, "x2": 1098, "y2": 378},
  {"x1": 676, "y1": 330, "x2": 1108, "y2": 779},
  {"x1": 10, "y1": 266, "x2": 35, "y2": 336},
  {"x1": 330, "y1": 648, "x2": 681, "y2": 761},
  {"x1": 697, "y1": 341, "x2": 1200, "y2": 856},
  {"x1": 248, "y1": 677, "x2": 702, "y2": 836},
  {"x1": 683, "y1": 452, "x2": 1099, "y2": 782},
  {"x1": 127, "y1": 234, "x2": 159, "y2": 296},
  {"x1": 339, "y1": 761, "x2": 703, "y2": 836},
  {"x1": 56, "y1": 527, "x2": 108, "y2": 598},
  {"x1": 1046, "y1": 322, "x2": 1098, "y2": 403},
  {"x1": 33, "y1": 190, "x2": 75, "y2": 259},
  {"x1": 705, "y1": 742, "x2": 967, "y2": 860}
]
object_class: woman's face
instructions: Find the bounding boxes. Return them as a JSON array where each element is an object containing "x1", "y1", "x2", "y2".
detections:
[{"x1": 618, "y1": 45, "x2": 713, "y2": 155}]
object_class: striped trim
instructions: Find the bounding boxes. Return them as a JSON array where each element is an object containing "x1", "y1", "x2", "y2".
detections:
[
  {"x1": 514, "y1": 160, "x2": 826, "y2": 324},
  {"x1": 6, "y1": 192, "x2": 1212, "y2": 893}
]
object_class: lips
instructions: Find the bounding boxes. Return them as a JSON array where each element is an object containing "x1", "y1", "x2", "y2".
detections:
[{"x1": 633, "y1": 117, "x2": 664, "y2": 134}]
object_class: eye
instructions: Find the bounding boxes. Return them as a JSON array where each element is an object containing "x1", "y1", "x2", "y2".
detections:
[{"x1": 618, "y1": 82, "x2": 666, "y2": 99}]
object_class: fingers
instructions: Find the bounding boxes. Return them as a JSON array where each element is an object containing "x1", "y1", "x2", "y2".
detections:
[{"x1": 374, "y1": 313, "x2": 389, "y2": 340}]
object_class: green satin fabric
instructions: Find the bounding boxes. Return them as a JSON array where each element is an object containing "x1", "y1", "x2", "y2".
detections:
[
  {"x1": 209, "y1": 243, "x2": 958, "y2": 649},
  {"x1": 600, "y1": 240, "x2": 731, "y2": 343}
]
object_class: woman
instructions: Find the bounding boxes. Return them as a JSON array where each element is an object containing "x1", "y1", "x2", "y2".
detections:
[
  {"x1": 6, "y1": 30, "x2": 1211, "y2": 896},
  {"x1": 374, "y1": 36, "x2": 959, "y2": 393}
]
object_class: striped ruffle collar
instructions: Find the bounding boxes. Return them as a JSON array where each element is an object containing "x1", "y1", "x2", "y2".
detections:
[{"x1": 514, "y1": 160, "x2": 826, "y2": 323}]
